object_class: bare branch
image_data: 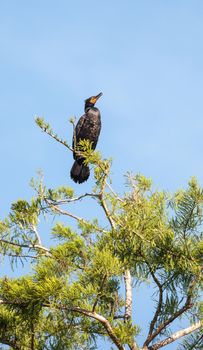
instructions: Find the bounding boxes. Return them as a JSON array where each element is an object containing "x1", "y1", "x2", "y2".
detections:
[
  {"x1": 45, "y1": 198, "x2": 107, "y2": 233},
  {"x1": 45, "y1": 201, "x2": 84, "y2": 222},
  {"x1": 46, "y1": 192, "x2": 100, "y2": 206},
  {"x1": 148, "y1": 322, "x2": 202, "y2": 350},
  {"x1": 99, "y1": 195, "x2": 116, "y2": 229},
  {"x1": 5, "y1": 253, "x2": 38, "y2": 259},
  {"x1": 0, "y1": 239, "x2": 51, "y2": 256},
  {"x1": 0, "y1": 298, "x2": 26, "y2": 306},
  {"x1": 123, "y1": 269, "x2": 139, "y2": 350},
  {"x1": 113, "y1": 315, "x2": 125, "y2": 320},
  {"x1": 30, "y1": 225, "x2": 42, "y2": 246},
  {"x1": 124, "y1": 269, "x2": 132, "y2": 321}
]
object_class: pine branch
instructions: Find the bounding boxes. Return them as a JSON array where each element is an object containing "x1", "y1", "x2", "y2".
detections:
[
  {"x1": 144, "y1": 293, "x2": 193, "y2": 346},
  {"x1": 43, "y1": 300, "x2": 126, "y2": 350},
  {"x1": 172, "y1": 189, "x2": 201, "y2": 240},
  {"x1": 148, "y1": 322, "x2": 202, "y2": 350},
  {"x1": 0, "y1": 238, "x2": 50, "y2": 256},
  {"x1": 41, "y1": 301, "x2": 125, "y2": 350},
  {"x1": 185, "y1": 334, "x2": 203, "y2": 350},
  {"x1": 182, "y1": 199, "x2": 196, "y2": 239},
  {"x1": 70, "y1": 307, "x2": 125, "y2": 350},
  {"x1": 30, "y1": 304, "x2": 35, "y2": 350},
  {"x1": 1, "y1": 298, "x2": 123, "y2": 349},
  {"x1": 92, "y1": 274, "x2": 107, "y2": 312},
  {"x1": 144, "y1": 269, "x2": 163, "y2": 346}
]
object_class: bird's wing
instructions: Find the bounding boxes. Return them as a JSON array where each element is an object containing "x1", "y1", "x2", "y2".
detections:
[{"x1": 72, "y1": 114, "x2": 86, "y2": 149}]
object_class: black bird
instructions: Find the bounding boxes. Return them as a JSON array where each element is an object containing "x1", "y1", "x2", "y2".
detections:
[{"x1": 70, "y1": 92, "x2": 103, "y2": 183}]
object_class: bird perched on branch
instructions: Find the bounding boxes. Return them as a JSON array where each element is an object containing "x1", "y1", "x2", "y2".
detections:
[{"x1": 70, "y1": 92, "x2": 103, "y2": 183}]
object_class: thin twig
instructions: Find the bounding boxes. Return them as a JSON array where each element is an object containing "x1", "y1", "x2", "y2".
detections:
[
  {"x1": 46, "y1": 192, "x2": 100, "y2": 206},
  {"x1": 0, "y1": 239, "x2": 50, "y2": 255},
  {"x1": 45, "y1": 198, "x2": 107, "y2": 233},
  {"x1": 5, "y1": 253, "x2": 38, "y2": 259},
  {"x1": 37, "y1": 120, "x2": 72, "y2": 151},
  {"x1": 45, "y1": 201, "x2": 84, "y2": 221}
]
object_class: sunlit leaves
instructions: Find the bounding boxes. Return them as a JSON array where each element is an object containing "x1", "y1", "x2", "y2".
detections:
[
  {"x1": 113, "y1": 320, "x2": 140, "y2": 345},
  {"x1": 10, "y1": 199, "x2": 39, "y2": 228},
  {"x1": 89, "y1": 248, "x2": 122, "y2": 277},
  {"x1": 0, "y1": 119, "x2": 202, "y2": 350},
  {"x1": 171, "y1": 177, "x2": 203, "y2": 238},
  {"x1": 51, "y1": 223, "x2": 75, "y2": 240}
]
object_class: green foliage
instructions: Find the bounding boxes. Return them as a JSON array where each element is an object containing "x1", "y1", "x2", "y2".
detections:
[
  {"x1": 10, "y1": 199, "x2": 39, "y2": 228},
  {"x1": 0, "y1": 121, "x2": 202, "y2": 350},
  {"x1": 125, "y1": 173, "x2": 152, "y2": 191},
  {"x1": 69, "y1": 116, "x2": 76, "y2": 125},
  {"x1": 89, "y1": 248, "x2": 122, "y2": 277},
  {"x1": 46, "y1": 186, "x2": 74, "y2": 201},
  {"x1": 35, "y1": 117, "x2": 53, "y2": 133},
  {"x1": 0, "y1": 219, "x2": 10, "y2": 234},
  {"x1": 113, "y1": 320, "x2": 140, "y2": 344},
  {"x1": 51, "y1": 223, "x2": 75, "y2": 240}
]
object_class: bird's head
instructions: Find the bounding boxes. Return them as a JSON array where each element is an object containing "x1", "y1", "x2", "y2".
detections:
[{"x1": 85, "y1": 92, "x2": 103, "y2": 111}]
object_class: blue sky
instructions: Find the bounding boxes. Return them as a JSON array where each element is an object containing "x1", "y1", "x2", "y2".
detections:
[{"x1": 0, "y1": 1, "x2": 203, "y2": 349}]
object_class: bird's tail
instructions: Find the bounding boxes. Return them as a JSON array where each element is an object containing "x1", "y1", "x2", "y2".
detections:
[{"x1": 70, "y1": 159, "x2": 90, "y2": 184}]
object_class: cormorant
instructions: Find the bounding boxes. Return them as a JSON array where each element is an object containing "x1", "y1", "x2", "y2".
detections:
[{"x1": 70, "y1": 92, "x2": 103, "y2": 183}]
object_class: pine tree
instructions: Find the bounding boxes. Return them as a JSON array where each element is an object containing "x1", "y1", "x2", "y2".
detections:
[{"x1": 0, "y1": 118, "x2": 202, "y2": 350}]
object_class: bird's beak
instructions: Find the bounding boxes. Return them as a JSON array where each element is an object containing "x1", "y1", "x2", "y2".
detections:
[
  {"x1": 90, "y1": 92, "x2": 103, "y2": 104},
  {"x1": 95, "y1": 92, "x2": 103, "y2": 100}
]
